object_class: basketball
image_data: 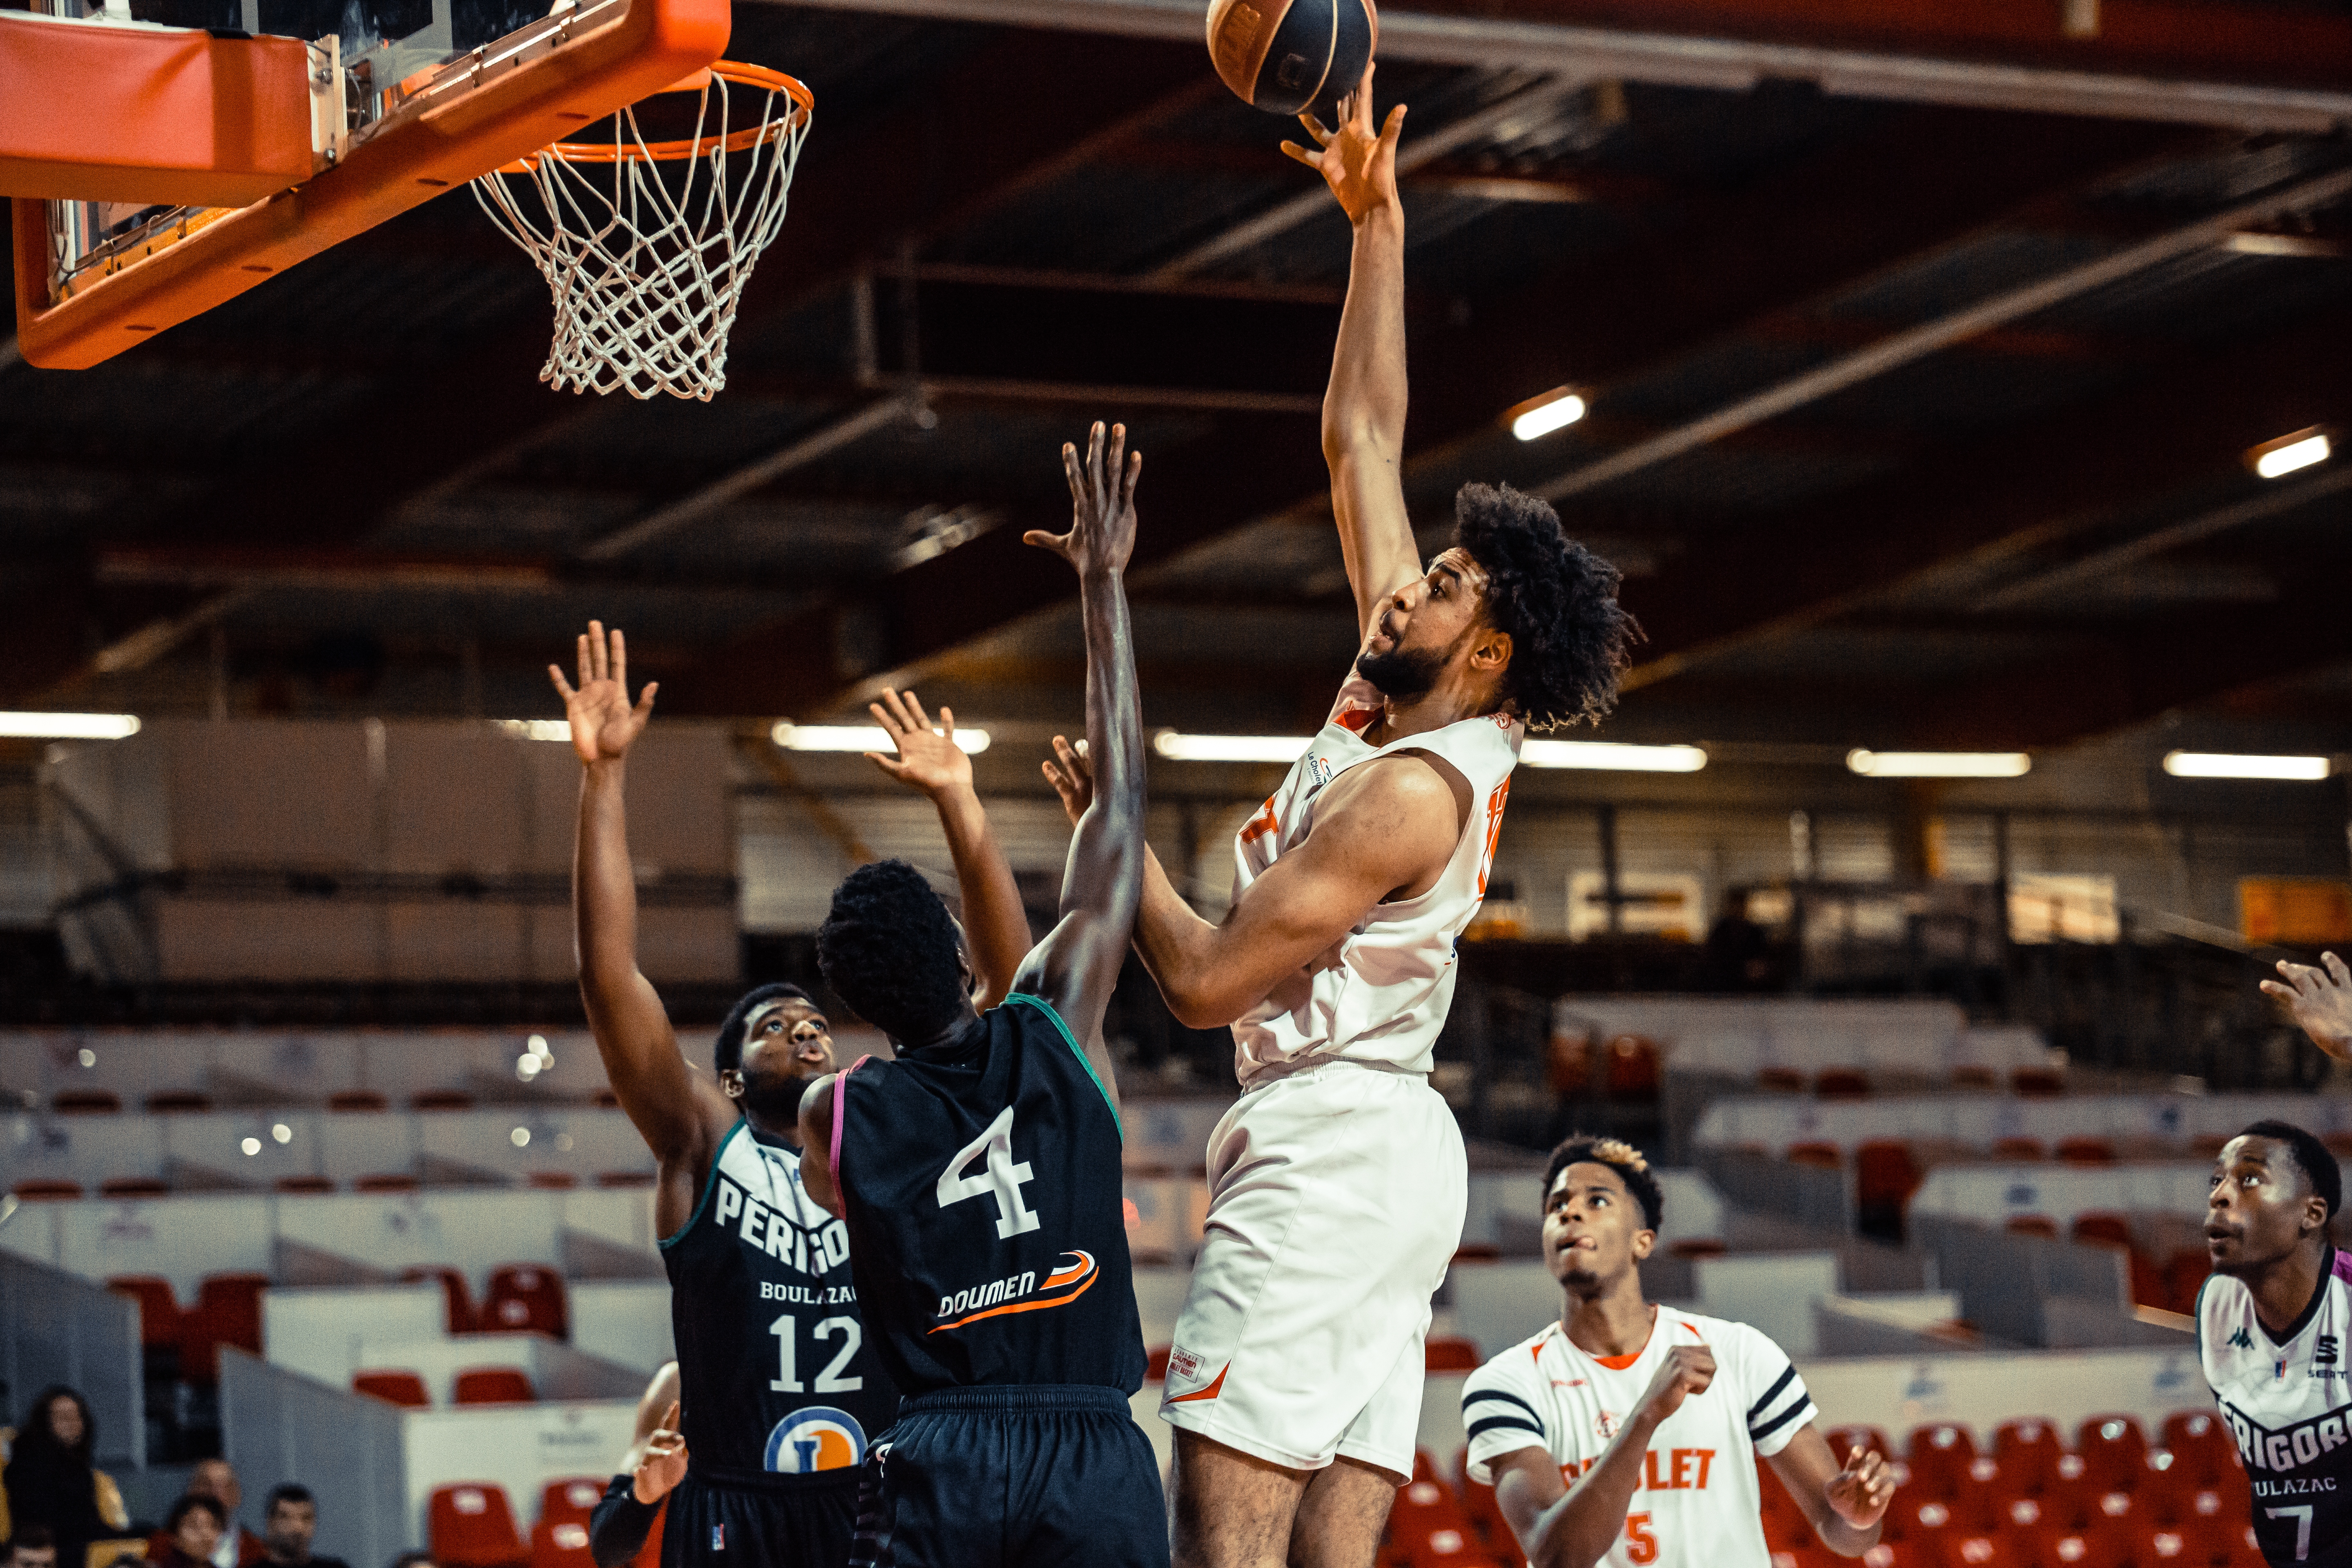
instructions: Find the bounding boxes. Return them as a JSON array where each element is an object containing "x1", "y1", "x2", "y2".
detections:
[{"x1": 1205, "y1": 0, "x2": 1377, "y2": 119}]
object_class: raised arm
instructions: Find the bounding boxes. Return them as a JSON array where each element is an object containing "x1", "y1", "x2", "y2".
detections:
[
  {"x1": 861, "y1": 688, "x2": 1031, "y2": 1009},
  {"x1": 2262, "y1": 952, "x2": 2352, "y2": 1061},
  {"x1": 1009, "y1": 422, "x2": 1147, "y2": 1113},
  {"x1": 555, "y1": 625, "x2": 733, "y2": 1194},
  {"x1": 1284, "y1": 65, "x2": 1419, "y2": 637}
]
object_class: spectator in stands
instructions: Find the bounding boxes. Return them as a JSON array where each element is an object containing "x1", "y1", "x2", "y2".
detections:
[
  {"x1": 2, "y1": 1387, "x2": 129, "y2": 1568},
  {"x1": 260, "y1": 1486, "x2": 346, "y2": 1568},
  {"x1": 588, "y1": 1364, "x2": 684, "y2": 1568},
  {"x1": 149, "y1": 1460, "x2": 262, "y2": 1568},
  {"x1": 1460, "y1": 1134, "x2": 1894, "y2": 1568},
  {"x1": 5, "y1": 1525, "x2": 58, "y2": 1568},
  {"x1": 2200, "y1": 1119, "x2": 2352, "y2": 1568},
  {"x1": 154, "y1": 1497, "x2": 227, "y2": 1568},
  {"x1": 2263, "y1": 952, "x2": 2352, "y2": 1061}
]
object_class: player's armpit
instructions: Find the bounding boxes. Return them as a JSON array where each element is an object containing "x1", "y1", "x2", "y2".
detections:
[
  {"x1": 1137, "y1": 754, "x2": 1458, "y2": 1029},
  {"x1": 796, "y1": 1075, "x2": 844, "y2": 1219}
]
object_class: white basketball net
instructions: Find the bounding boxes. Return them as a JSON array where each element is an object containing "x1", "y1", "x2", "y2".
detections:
[{"x1": 472, "y1": 66, "x2": 811, "y2": 401}]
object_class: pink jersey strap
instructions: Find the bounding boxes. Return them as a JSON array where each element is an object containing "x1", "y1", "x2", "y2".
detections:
[{"x1": 829, "y1": 1054, "x2": 873, "y2": 1175}]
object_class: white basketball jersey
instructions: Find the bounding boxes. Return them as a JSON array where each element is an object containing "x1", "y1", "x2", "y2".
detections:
[
  {"x1": 2198, "y1": 1250, "x2": 2352, "y2": 1567},
  {"x1": 1228, "y1": 669, "x2": 1521, "y2": 1085},
  {"x1": 1461, "y1": 1312, "x2": 1817, "y2": 1568}
]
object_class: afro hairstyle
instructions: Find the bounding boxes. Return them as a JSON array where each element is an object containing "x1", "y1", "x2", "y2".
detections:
[
  {"x1": 815, "y1": 859, "x2": 967, "y2": 1044},
  {"x1": 1452, "y1": 482, "x2": 1639, "y2": 732},
  {"x1": 2240, "y1": 1118, "x2": 2343, "y2": 1224},
  {"x1": 713, "y1": 982, "x2": 814, "y2": 1074},
  {"x1": 1544, "y1": 1132, "x2": 1664, "y2": 1233}
]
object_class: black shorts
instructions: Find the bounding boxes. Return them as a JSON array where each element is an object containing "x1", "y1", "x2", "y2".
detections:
[
  {"x1": 849, "y1": 1385, "x2": 1168, "y2": 1568},
  {"x1": 661, "y1": 1466, "x2": 861, "y2": 1568}
]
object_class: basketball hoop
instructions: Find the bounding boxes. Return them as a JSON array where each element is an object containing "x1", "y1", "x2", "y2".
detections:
[{"x1": 472, "y1": 60, "x2": 813, "y2": 401}]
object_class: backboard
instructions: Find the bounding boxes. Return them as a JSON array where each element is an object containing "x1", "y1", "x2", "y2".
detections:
[{"x1": 9, "y1": 0, "x2": 728, "y2": 368}]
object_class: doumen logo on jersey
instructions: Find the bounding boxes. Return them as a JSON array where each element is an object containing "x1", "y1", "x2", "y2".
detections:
[
  {"x1": 764, "y1": 1406, "x2": 869, "y2": 1473},
  {"x1": 930, "y1": 1249, "x2": 1100, "y2": 1333}
]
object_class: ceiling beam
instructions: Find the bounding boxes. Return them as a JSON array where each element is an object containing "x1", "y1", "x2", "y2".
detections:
[
  {"x1": 748, "y1": 0, "x2": 2352, "y2": 130},
  {"x1": 1619, "y1": 304, "x2": 2352, "y2": 690}
]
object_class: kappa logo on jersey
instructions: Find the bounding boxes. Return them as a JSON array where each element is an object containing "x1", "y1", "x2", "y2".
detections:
[
  {"x1": 716, "y1": 1167, "x2": 850, "y2": 1276},
  {"x1": 764, "y1": 1406, "x2": 869, "y2": 1473},
  {"x1": 2231, "y1": 1327, "x2": 2258, "y2": 1350},
  {"x1": 2218, "y1": 1399, "x2": 2352, "y2": 1474},
  {"x1": 929, "y1": 1249, "x2": 1099, "y2": 1332}
]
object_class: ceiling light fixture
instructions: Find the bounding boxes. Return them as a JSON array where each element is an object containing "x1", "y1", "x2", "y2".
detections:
[
  {"x1": 1152, "y1": 733, "x2": 1310, "y2": 764},
  {"x1": 773, "y1": 722, "x2": 989, "y2": 755},
  {"x1": 0, "y1": 712, "x2": 141, "y2": 739},
  {"x1": 1847, "y1": 750, "x2": 2031, "y2": 778},
  {"x1": 2249, "y1": 428, "x2": 2331, "y2": 481},
  {"x1": 1521, "y1": 740, "x2": 1707, "y2": 772},
  {"x1": 496, "y1": 719, "x2": 572, "y2": 742},
  {"x1": 2162, "y1": 751, "x2": 2330, "y2": 781},
  {"x1": 1508, "y1": 388, "x2": 1587, "y2": 443}
]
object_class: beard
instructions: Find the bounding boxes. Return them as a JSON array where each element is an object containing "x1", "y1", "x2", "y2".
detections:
[
  {"x1": 1356, "y1": 642, "x2": 1447, "y2": 699},
  {"x1": 737, "y1": 1066, "x2": 813, "y2": 1125}
]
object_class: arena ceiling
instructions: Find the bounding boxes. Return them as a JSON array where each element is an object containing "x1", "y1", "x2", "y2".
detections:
[{"x1": 3, "y1": 0, "x2": 2350, "y2": 767}]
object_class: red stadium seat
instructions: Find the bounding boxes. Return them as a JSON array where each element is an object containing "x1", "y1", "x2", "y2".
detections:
[
  {"x1": 329, "y1": 1090, "x2": 390, "y2": 1112},
  {"x1": 12, "y1": 1178, "x2": 84, "y2": 1200},
  {"x1": 526, "y1": 1172, "x2": 579, "y2": 1190},
  {"x1": 1855, "y1": 1141, "x2": 1923, "y2": 1232},
  {"x1": 108, "y1": 1274, "x2": 183, "y2": 1348},
  {"x1": 414, "y1": 1090, "x2": 476, "y2": 1111},
  {"x1": 404, "y1": 1265, "x2": 479, "y2": 1334},
  {"x1": 1426, "y1": 1337, "x2": 1480, "y2": 1372},
  {"x1": 2011, "y1": 1067, "x2": 2065, "y2": 1097},
  {"x1": 100, "y1": 1176, "x2": 170, "y2": 1198},
  {"x1": 354, "y1": 1370, "x2": 432, "y2": 1408},
  {"x1": 2072, "y1": 1214, "x2": 2134, "y2": 1250},
  {"x1": 1669, "y1": 1237, "x2": 1728, "y2": 1258},
  {"x1": 1605, "y1": 1036, "x2": 1661, "y2": 1101},
  {"x1": 1994, "y1": 1419, "x2": 2065, "y2": 1493},
  {"x1": 181, "y1": 1272, "x2": 269, "y2": 1381},
  {"x1": 1453, "y1": 1461, "x2": 1514, "y2": 1557},
  {"x1": 1826, "y1": 1425, "x2": 1893, "y2": 1464},
  {"x1": 1904, "y1": 1423, "x2": 1978, "y2": 1500},
  {"x1": 2159, "y1": 1412, "x2": 2236, "y2": 1490},
  {"x1": 2007, "y1": 1215, "x2": 2061, "y2": 1239},
  {"x1": 52, "y1": 1089, "x2": 122, "y2": 1114},
  {"x1": 484, "y1": 1264, "x2": 569, "y2": 1337},
  {"x1": 453, "y1": 1367, "x2": 537, "y2": 1405},
  {"x1": 1757, "y1": 1067, "x2": 1806, "y2": 1093},
  {"x1": 592, "y1": 1088, "x2": 624, "y2": 1109},
  {"x1": 2078, "y1": 1416, "x2": 2149, "y2": 1495},
  {"x1": 597, "y1": 1170, "x2": 656, "y2": 1188},
  {"x1": 1815, "y1": 1068, "x2": 1870, "y2": 1100},
  {"x1": 356, "y1": 1173, "x2": 421, "y2": 1193},
  {"x1": 1788, "y1": 1142, "x2": 1842, "y2": 1169},
  {"x1": 541, "y1": 1480, "x2": 608, "y2": 1530},
  {"x1": 2164, "y1": 1252, "x2": 2212, "y2": 1315},
  {"x1": 1145, "y1": 1345, "x2": 1172, "y2": 1381},
  {"x1": 429, "y1": 1483, "x2": 530, "y2": 1568},
  {"x1": 1950, "y1": 1065, "x2": 1999, "y2": 1088},
  {"x1": 145, "y1": 1090, "x2": 213, "y2": 1113},
  {"x1": 1994, "y1": 1138, "x2": 2047, "y2": 1161},
  {"x1": 275, "y1": 1174, "x2": 336, "y2": 1194},
  {"x1": 2055, "y1": 1138, "x2": 2114, "y2": 1167},
  {"x1": 531, "y1": 1482, "x2": 607, "y2": 1568}
]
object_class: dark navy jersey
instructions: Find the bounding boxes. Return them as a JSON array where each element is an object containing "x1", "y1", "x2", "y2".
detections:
[
  {"x1": 835, "y1": 992, "x2": 1144, "y2": 1396},
  {"x1": 660, "y1": 1122, "x2": 898, "y2": 1477},
  {"x1": 2200, "y1": 1247, "x2": 2352, "y2": 1567}
]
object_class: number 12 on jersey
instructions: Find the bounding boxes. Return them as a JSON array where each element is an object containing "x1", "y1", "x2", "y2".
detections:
[{"x1": 768, "y1": 1314, "x2": 863, "y2": 1393}]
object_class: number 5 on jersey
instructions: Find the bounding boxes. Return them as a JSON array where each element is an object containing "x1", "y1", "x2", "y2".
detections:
[{"x1": 938, "y1": 1106, "x2": 1042, "y2": 1238}]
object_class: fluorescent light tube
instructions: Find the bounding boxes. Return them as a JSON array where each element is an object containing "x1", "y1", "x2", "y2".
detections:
[
  {"x1": 1848, "y1": 750, "x2": 2031, "y2": 778},
  {"x1": 2163, "y1": 751, "x2": 2330, "y2": 781},
  {"x1": 0, "y1": 712, "x2": 141, "y2": 739},
  {"x1": 1152, "y1": 733, "x2": 1311, "y2": 764},
  {"x1": 774, "y1": 722, "x2": 989, "y2": 755},
  {"x1": 1521, "y1": 740, "x2": 1706, "y2": 772},
  {"x1": 1510, "y1": 389, "x2": 1587, "y2": 442},
  {"x1": 2252, "y1": 431, "x2": 2330, "y2": 480}
]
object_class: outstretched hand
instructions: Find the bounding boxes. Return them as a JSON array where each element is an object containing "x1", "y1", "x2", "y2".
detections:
[
  {"x1": 1042, "y1": 735, "x2": 1093, "y2": 827},
  {"x1": 1281, "y1": 64, "x2": 1404, "y2": 225},
  {"x1": 1825, "y1": 1445, "x2": 1895, "y2": 1529},
  {"x1": 549, "y1": 621, "x2": 656, "y2": 765},
  {"x1": 2263, "y1": 952, "x2": 2352, "y2": 1061},
  {"x1": 863, "y1": 688, "x2": 972, "y2": 800},
  {"x1": 1027, "y1": 421, "x2": 1140, "y2": 578}
]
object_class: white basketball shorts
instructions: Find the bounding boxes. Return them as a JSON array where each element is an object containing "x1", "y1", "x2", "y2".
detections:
[{"x1": 1157, "y1": 1058, "x2": 1468, "y2": 1478}]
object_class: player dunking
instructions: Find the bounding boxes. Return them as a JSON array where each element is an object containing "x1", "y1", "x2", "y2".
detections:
[
  {"x1": 553, "y1": 624, "x2": 1033, "y2": 1568},
  {"x1": 1461, "y1": 1136, "x2": 1892, "y2": 1568},
  {"x1": 1041, "y1": 70, "x2": 1636, "y2": 1568},
  {"x1": 797, "y1": 422, "x2": 1163, "y2": 1568}
]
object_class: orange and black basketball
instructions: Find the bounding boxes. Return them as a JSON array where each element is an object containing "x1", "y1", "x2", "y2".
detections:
[{"x1": 1205, "y1": 0, "x2": 1378, "y2": 119}]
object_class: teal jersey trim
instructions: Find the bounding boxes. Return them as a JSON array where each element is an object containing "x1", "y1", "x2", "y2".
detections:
[
  {"x1": 1004, "y1": 992, "x2": 1122, "y2": 1142},
  {"x1": 657, "y1": 1118, "x2": 743, "y2": 1251}
]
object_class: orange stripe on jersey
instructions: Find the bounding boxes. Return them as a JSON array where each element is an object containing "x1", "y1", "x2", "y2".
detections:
[
  {"x1": 927, "y1": 1250, "x2": 1100, "y2": 1333},
  {"x1": 1334, "y1": 706, "x2": 1379, "y2": 734},
  {"x1": 1594, "y1": 1350, "x2": 1643, "y2": 1370},
  {"x1": 1475, "y1": 779, "x2": 1510, "y2": 898},
  {"x1": 1238, "y1": 797, "x2": 1279, "y2": 844}
]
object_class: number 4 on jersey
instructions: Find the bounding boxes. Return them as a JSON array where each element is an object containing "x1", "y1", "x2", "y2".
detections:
[{"x1": 937, "y1": 1105, "x2": 1042, "y2": 1238}]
